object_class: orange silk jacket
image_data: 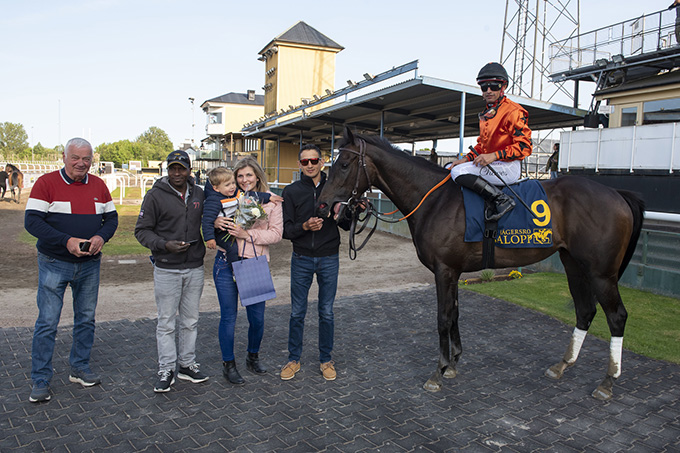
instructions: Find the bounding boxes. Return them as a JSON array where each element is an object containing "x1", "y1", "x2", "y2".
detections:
[{"x1": 467, "y1": 96, "x2": 532, "y2": 162}]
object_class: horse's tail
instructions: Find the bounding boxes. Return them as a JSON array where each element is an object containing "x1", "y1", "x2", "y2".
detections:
[
  {"x1": 617, "y1": 190, "x2": 645, "y2": 280},
  {"x1": 10, "y1": 172, "x2": 18, "y2": 187}
]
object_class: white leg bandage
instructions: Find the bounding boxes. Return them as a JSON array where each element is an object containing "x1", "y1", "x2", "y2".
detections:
[
  {"x1": 564, "y1": 327, "x2": 588, "y2": 364},
  {"x1": 610, "y1": 336, "x2": 623, "y2": 378}
]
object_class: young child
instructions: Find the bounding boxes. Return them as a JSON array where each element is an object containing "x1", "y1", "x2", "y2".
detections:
[{"x1": 202, "y1": 167, "x2": 282, "y2": 262}]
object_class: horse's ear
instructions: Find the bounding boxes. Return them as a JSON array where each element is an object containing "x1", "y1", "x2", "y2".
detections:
[{"x1": 343, "y1": 126, "x2": 355, "y2": 145}]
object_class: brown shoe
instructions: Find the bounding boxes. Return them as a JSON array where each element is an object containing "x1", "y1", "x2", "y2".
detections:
[
  {"x1": 320, "y1": 361, "x2": 336, "y2": 381},
  {"x1": 280, "y1": 360, "x2": 300, "y2": 381}
]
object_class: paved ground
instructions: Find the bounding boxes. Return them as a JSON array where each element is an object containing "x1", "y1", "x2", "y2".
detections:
[{"x1": 1, "y1": 286, "x2": 679, "y2": 452}]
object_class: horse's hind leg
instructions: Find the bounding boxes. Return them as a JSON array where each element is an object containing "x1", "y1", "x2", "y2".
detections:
[
  {"x1": 590, "y1": 275, "x2": 627, "y2": 401},
  {"x1": 424, "y1": 268, "x2": 460, "y2": 392},
  {"x1": 546, "y1": 252, "x2": 598, "y2": 380}
]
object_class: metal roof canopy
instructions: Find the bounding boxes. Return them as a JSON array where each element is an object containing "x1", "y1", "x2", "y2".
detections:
[{"x1": 243, "y1": 65, "x2": 586, "y2": 148}]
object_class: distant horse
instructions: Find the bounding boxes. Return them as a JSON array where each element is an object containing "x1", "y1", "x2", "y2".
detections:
[
  {"x1": 5, "y1": 164, "x2": 23, "y2": 203},
  {"x1": 317, "y1": 129, "x2": 645, "y2": 400},
  {"x1": 0, "y1": 170, "x2": 7, "y2": 199}
]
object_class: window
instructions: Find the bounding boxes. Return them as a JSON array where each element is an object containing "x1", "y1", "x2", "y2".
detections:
[
  {"x1": 642, "y1": 98, "x2": 680, "y2": 125},
  {"x1": 209, "y1": 112, "x2": 222, "y2": 124},
  {"x1": 621, "y1": 106, "x2": 637, "y2": 126}
]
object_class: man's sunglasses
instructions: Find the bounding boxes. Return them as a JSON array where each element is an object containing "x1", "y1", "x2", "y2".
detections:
[
  {"x1": 300, "y1": 158, "x2": 320, "y2": 166},
  {"x1": 479, "y1": 82, "x2": 503, "y2": 92}
]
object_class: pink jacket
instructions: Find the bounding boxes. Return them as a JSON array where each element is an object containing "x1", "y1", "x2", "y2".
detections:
[{"x1": 236, "y1": 192, "x2": 283, "y2": 261}]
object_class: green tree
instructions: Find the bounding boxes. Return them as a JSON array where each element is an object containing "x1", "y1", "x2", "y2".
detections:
[
  {"x1": 33, "y1": 142, "x2": 61, "y2": 161},
  {"x1": 0, "y1": 122, "x2": 29, "y2": 159},
  {"x1": 136, "y1": 126, "x2": 172, "y2": 163},
  {"x1": 97, "y1": 140, "x2": 137, "y2": 167}
]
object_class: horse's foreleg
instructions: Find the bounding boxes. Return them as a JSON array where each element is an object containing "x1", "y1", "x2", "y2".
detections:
[
  {"x1": 423, "y1": 268, "x2": 459, "y2": 392},
  {"x1": 444, "y1": 285, "x2": 461, "y2": 379}
]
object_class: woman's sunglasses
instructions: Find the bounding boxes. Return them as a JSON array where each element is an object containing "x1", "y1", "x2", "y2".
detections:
[
  {"x1": 299, "y1": 158, "x2": 320, "y2": 166},
  {"x1": 479, "y1": 82, "x2": 503, "y2": 92}
]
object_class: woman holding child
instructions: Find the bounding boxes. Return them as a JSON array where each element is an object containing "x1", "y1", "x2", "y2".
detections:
[{"x1": 203, "y1": 157, "x2": 283, "y2": 385}]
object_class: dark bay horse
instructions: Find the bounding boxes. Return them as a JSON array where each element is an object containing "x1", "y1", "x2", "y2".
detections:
[
  {"x1": 5, "y1": 164, "x2": 23, "y2": 203},
  {"x1": 0, "y1": 170, "x2": 7, "y2": 199},
  {"x1": 317, "y1": 129, "x2": 645, "y2": 400}
]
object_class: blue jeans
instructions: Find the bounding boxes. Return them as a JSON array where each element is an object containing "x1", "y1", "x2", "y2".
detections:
[
  {"x1": 153, "y1": 265, "x2": 204, "y2": 372},
  {"x1": 213, "y1": 251, "x2": 265, "y2": 362},
  {"x1": 288, "y1": 253, "x2": 339, "y2": 363},
  {"x1": 32, "y1": 252, "x2": 101, "y2": 384}
]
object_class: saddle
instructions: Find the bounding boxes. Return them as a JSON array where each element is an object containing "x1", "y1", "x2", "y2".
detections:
[{"x1": 461, "y1": 179, "x2": 553, "y2": 268}]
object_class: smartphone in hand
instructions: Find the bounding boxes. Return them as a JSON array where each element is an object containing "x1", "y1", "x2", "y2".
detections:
[{"x1": 79, "y1": 241, "x2": 91, "y2": 252}]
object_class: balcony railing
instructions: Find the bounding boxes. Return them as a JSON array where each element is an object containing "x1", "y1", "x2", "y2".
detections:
[{"x1": 550, "y1": 8, "x2": 678, "y2": 74}]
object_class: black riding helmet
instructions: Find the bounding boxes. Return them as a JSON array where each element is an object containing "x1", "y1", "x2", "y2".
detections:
[{"x1": 476, "y1": 62, "x2": 509, "y2": 84}]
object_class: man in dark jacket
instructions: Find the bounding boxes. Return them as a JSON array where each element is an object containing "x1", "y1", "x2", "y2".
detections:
[
  {"x1": 135, "y1": 150, "x2": 208, "y2": 392},
  {"x1": 280, "y1": 144, "x2": 351, "y2": 382}
]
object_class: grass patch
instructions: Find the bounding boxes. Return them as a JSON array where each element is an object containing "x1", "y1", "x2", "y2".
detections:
[
  {"x1": 21, "y1": 204, "x2": 149, "y2": 255},
  {"x1": 110, "y1": 187, "x2": 143, "y2": 200},
  {"x1": 463, "y1": 272, "x2": 680, "y2": 364}
]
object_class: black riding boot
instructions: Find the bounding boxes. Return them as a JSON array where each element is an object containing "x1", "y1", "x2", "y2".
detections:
[
  {"x1": 223, "y1": 360, "x2": 245, "y2": 385},
  {"x1": 455, "y1": 174, "x2": 515, "y2": 221},
  {"x1": 246, "y1": 352, "x2": 267, "y2": 375}
]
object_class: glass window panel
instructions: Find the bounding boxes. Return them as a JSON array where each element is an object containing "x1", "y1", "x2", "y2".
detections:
[
  {"x1": 621, "y1": 107, "x2": 637, "y2": 127},
  {"x1": 642, "y1": 98, "x2": 680, "y2": 124}
]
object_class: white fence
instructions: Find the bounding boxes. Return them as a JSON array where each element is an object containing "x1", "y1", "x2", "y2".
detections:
[{"x1": 560, "y1": 123, "x2": 680, "y2": 173}]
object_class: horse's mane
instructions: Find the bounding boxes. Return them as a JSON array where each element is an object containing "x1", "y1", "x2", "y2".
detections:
[
  {"x1": 6, "y1": 164, "x2": 20, "y2": 172},
  {"x1": 340, "y1": 133, "x2": 448, "y2": 174}
]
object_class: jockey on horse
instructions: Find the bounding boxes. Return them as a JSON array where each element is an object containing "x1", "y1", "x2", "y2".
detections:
[{"x1": 447, "y1": 62, "x2": 532, "y2": 221}]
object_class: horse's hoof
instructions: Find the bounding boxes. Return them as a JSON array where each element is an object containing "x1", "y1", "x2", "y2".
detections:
[
  {"x1": 592, "y1": 386, "x2": 613, "y2": 401},
  {"x1": 443, "y1": 367, "x2": 457, "y2": 379},
  {"x1": 423, "y1": 379, "x2": 442, "y2": 392},
  {"x1": 545, "y1": 361, "x2": 568, "y2": 380}
]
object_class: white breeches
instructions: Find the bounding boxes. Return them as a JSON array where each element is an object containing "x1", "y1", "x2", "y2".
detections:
[{"x1": 450, "y1": 159, "x2": 522, "y2": 186}]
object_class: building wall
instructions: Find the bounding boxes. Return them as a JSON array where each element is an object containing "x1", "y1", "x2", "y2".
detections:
[
  {"x1": 205, "y1": 102, "x2": 263, "y2": 135},
  {"x1": 598, "y1": 83, "x2": 680, "y2": 127},
  {"x1": 264, "y1": 140, "x2": 299, "y2": 183},
  {"x1": 261, "y1": 42, "x2": 340, "y2": 181},
  {"x1": 275, "y1": 44, "x2": 337, "y2": 110}
]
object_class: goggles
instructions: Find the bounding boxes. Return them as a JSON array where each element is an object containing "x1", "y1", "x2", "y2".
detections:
[
  {"x1": 479, "y1": 82, "x2": 503, "y2": 92},
  {"x1": 299, "y1": 158, "x2": 321, "y2": 166}
]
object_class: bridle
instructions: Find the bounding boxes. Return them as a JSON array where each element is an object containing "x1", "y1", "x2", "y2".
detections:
[
  {"x1": 335, "y1": 139, "x2": 451, "y2": 259},
  {"x1": 336, "y1": 139, "x2": 378, "y2": 260}
]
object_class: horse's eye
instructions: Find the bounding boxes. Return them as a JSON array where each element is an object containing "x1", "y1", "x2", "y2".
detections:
[{"x1": 341, "y1": 163, "x2": 349, "y2": 169}]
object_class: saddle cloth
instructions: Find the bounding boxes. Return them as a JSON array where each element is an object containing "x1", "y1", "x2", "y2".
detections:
[{"x1": 462, "y1": 179, "x2": 553, "y2": 248}]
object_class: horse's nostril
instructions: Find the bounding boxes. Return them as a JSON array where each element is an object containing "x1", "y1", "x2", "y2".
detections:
[{"x1": 319, "y1": 203, "x2": 328, "y2": 210}]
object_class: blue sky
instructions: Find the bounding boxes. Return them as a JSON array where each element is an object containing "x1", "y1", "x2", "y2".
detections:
[{"x1": 0, "y1": 0, "x2": 656, "y2": 150}]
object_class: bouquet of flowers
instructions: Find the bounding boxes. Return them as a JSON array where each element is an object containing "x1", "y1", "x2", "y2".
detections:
[
  {"x1": 234, "y1": 193, "x2": 268, "y2": 230},
  {"x1": 221, "y1": 193, "x2": 268, "y2": 244}
]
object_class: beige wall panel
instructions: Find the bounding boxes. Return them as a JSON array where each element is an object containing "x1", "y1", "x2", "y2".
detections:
[{"x1": 225, "y1": 104, "x2": 263, "y2": 133}]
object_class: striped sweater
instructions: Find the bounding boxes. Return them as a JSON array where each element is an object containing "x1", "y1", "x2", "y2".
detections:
[{"x1": 25, "y1": 169, "x2": 118, "y2": 262}]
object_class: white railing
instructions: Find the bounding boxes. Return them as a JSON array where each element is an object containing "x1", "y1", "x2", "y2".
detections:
[
  {"x1": 550, "y1": 8, "x2": 677, "y2": 74},
  {"x1": 141, "y1": 176, "x2": 157, "y2": 196},
  {"x1": 560, "y1": 123, "x2": 680, "y2": 172}
]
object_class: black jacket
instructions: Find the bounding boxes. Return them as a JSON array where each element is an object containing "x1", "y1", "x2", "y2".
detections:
[
  {"x1": 135, "y1": 177, "x2": 206, "y2": 269},
  {"x1": 282, "y1": 172, "x2": 350, "y2": 257}
]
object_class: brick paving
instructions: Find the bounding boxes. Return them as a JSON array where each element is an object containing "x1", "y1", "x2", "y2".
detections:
[{"x1": 1, "y1": 286, "x2": 679, "y2": 452}]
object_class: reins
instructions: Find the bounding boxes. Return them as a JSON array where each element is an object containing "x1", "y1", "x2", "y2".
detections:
[{"x1": 336, "y1": 139, "x2": 451, "y2": 259}]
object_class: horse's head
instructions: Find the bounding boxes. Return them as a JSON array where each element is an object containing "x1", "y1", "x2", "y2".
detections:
[{"x1": 317, "y1": 128, "x2": 373, "y2": 220}]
